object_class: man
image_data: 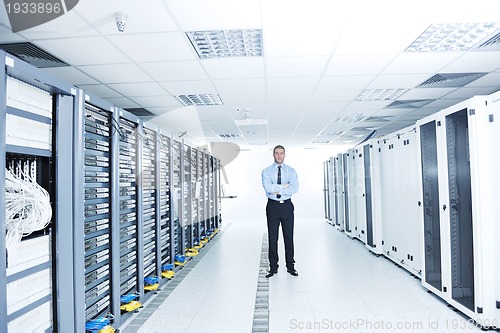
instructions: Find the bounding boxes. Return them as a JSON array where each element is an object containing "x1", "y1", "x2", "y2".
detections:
[{"x1": 261, "y1": 145, "x2": 299, "y2": 278}]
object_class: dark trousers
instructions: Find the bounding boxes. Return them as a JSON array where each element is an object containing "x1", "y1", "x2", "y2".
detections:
[{"x1": 266, "y1": 199, "x2": 295, "y2": 271}]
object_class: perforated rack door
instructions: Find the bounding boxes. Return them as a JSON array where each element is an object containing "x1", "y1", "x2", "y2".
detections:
[
  {"x1": 117, "y1": 117, "x2": 140, "y2": 299},
  {"x1": 142, "y1": 126, "x2": 158, "y2": 281},
  {"x1": 82, "y1": 103, "x2": 113, "y2": 322},
  {"x1": 158, "y1": 134, "x2": 172, "y2": 268}
]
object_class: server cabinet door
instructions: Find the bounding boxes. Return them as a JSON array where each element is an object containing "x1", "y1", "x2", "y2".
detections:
[
  {"x1": 417, "y1": 116, "x2": 444, "y2": 294},
  {"x1": 442, "y1": 107, "x2": 475, "y2": 312}
]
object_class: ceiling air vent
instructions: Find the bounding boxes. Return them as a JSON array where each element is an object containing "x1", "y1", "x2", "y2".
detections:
[
  {"x1": 0, "y1": 42, "x2": 69, "y2": 68},
  {"x1": 385, "y1": 99, "x2": 433, "y2": 109},
  {"x1": 176, "y1": 94, "x2": 223, "y2": 106},
  {"x1": 219, "y1": 134, "x2": 241, "y2": 138},
  {"x1": 474, "y1": 32, "x2": 500, "y2": 50},
  {"x1": 125, "y1": 108, "x2": 155, "y2": 119},
  {"x1": 364, "y1": 116, "x2": 394, "y2": 122},
  {"x1": 417, "y1": 73, "x2": 486, "y2": 88}
]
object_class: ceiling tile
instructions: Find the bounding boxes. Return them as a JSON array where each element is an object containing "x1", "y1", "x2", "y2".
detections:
[
  {"x1": 75, "y1": 0, "x2": 178, "y2": 34},
  {"x1": 367, "y1": 74, "x2": 433, "y2": 88},
  {"x1": 79, "y1": 84, "x2": 122, "y2": 98},
  {"x1": 213, "y1": 78, "x2": 265, "y2": 95},
  {"x1": 382, "y1": 52, "x2": 463, "y2": 74},
  {"x1": 442, "y1": 51, "x2": 500, "y2": 72},
  {"x1": 107, "y1": 82, "x2": 168, "y2": 97},
  {"x1": 140, "y1": 61, "x2": 208, "y2": 81},
  {"x1": 40, "y1": 66, "x2": 99, "y2": 85},
  {"x1": 266, "y1": 56, "x2": 328, "y2": 77},
  {"x1": 161, "y1": 80, "x2": 217, "y2": 95},
  {"x1": 34, "y1": 37, "x2": 128, "y2": 65},
  {"x1": 325, "y1": 54, "x2": 397, "y2": 76},
  {"x1": 130, "y1": 95, "x2": 181, "y2": 108},
  {"x1": 104, "y1": 97, "x2": 140, "y2": 109},
  {"x1": 202, "y1": 58, "x2": 265, "y2": 79},
  {"x1": 109, "y1": 32, "x2": 197, "y2": 62},
  {"x1": 317, "y1": 75, "x2": 375, "y2": 91},
  {"x1": 78, "y1": 63, "x2": 151, "y2": 83}
]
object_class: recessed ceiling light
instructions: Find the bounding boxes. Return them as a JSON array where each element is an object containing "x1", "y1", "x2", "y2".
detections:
[
  {"x1": 356, "y1": 89, "x2": 409, "y2": 101},
  {"x1": 406, "y1": 23, "x2": 500, "y2": 52},
  {"x1": 175, "y1": 94, "x2": 223, "y2": 106},
  {"x1": 186, "y1": 29, "x2": 262, "y2": 59}
]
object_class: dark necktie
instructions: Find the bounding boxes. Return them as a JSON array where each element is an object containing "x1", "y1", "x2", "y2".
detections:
[{"x1": 277, "y1": 166, "x2": 281, "y2": 198}]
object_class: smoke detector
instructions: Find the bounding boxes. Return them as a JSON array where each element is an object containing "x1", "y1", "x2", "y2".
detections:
[{"x1": 115, "y1": 12, "x2": 128, "y2": 32}]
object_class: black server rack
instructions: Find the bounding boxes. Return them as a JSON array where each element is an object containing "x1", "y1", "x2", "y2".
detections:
[
  {"x1": 74, "y1": 94, "x2": 115, "y2": 332},
  {"x1": 171, "y1": 139, "x2": 184, "y2": 262},
  {"x1": 182, "y1": 144, "x2": 193, "y2": 252},
  {"x1": 1, "y1": 51, "x2": 75, "y2": 332},
  {"x1": 141, "y1": 125, "x2": 159, "y2": 293},
  {"x1": 116, "y1": 111, "x2": 143, "y2": 320},
  {"x1": 200, "y1": 151, "x2": 209, "y2": 241},
  {"x1": 212, "y1": 156, "x2": 221, "y2": 232},
  {"x1": 158, "y1": 133, "x2": 173, "y2": 274}
]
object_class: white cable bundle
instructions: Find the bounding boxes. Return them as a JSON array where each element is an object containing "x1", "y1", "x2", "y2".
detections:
[{"x1": 5, "y1": 168, "x2": 52, "y2": 253}]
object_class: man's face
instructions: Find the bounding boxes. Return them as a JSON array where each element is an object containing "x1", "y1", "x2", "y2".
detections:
[{"x1": 273, "y1": 148, "x2": 285, "y2": 164}]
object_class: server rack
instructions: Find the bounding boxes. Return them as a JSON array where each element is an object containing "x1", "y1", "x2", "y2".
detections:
[
  {"x1": 116, "y1": 110, "x2": 143, "y2": 323},
  {"x1": 73, "y1": 92, "x2": 116, "y2": 332},
  {"x1": 190, "y1": 147, "x2": 200, "y2": 249},
  {"x1": 1, "y1": 51, "x2": 75, "y2": 332},
  {"x1": 157, "y1": 132, "x2": 173, "y2": 273},
  {"x1": 171, "y1": 139, "x2": 184, "y2": 258},
  {"x1": 334, "y1": 154, "x2": 345, "y2": 231},
  {"x1": 378, "y1": 127, "x2": 421, "y2": 275},
  {"x1": 212, "y1": 156, "x2": 221, "y2": 232},
  {"x1": 417, "y1": 95, "x2": 500, "y2": 325},
  {"x1": 141, "y1": 124, "x2": 159, "y2": 296},
  {"x1": 200, "y1": 151, "x2": 209, "y2": 241},
  {"x1": 323, "y1": 160, "x2": 330, "y2": 221},
  {"x1": 342, "y1": 149, "x2": 356, "y2": 236},
  {"x1": 353, "y1": 148, "x2": 367, "y2": 242},
  {"x1": 181, "y1": 142, "x2": 193, "y2": 252}
]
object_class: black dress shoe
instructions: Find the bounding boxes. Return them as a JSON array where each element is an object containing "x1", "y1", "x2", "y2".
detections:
[
  {"x1": 287, "y1": 268, "x2": 298, "y2": 276},
  {"x1": 265, "y1": 269, "x2": 278, "y2": 278}
]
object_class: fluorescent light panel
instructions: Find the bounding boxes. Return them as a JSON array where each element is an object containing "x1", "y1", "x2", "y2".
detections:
[
  {"x1": 175, "y1": 94, "x2": 223, "y2": 106},
  {"x1": 356, "y1": 88, "x2": 409, "y2": 101},
  {"x1": 186, "y1": 29, "x2": 262, "y2": 59},
  {"x1": 406, "y1": 23, "x2": 500, "y2": 52}
]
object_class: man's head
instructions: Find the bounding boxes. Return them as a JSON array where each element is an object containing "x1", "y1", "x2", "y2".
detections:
[{"x1": 273, "y1": 145, "x2": 285, "y2": 164}]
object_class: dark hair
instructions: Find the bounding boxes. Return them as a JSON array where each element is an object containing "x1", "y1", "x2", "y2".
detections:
[{"x1": 273, "y1": 145, "x2": 285, "y2": 153}]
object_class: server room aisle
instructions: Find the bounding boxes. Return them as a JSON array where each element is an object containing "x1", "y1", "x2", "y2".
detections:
[{"x1": 124, "y1": 218, "x2": 482, "y2": 333}]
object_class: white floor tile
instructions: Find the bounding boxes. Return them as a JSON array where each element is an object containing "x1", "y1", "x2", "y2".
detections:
[{"x1": 126, "y1": 217, "x2": 485, "y2": 333}]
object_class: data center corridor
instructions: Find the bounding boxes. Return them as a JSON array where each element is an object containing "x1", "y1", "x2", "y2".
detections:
[{"x1": 120, "y1": 217, "x2": 483, "y2": 333}]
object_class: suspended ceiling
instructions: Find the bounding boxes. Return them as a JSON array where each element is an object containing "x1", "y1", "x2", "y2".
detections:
[{"x1": 1, "y1": 0, "x2": 500, "y2": 150}]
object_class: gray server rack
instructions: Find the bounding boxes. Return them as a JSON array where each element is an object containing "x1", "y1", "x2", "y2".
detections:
[{"x1": 1, "y1": 51, "x2": 75, "y2": 332}]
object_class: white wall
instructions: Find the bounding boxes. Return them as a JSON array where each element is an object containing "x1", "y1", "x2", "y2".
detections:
[{"x1": 220, "y1": 147, "x2": 349, "y2": 222}]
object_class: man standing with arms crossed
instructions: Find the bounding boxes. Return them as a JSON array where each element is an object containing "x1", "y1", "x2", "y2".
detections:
[{"x1": 261, "y1": 145, "x2": 299, "y2": 278}]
